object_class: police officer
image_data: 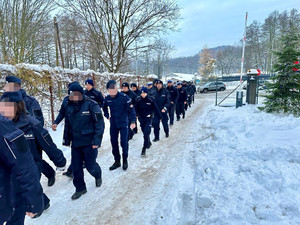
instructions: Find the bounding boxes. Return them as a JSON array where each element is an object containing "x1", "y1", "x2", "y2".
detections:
[
  {"x1": 122, "y1": 82, "x2": 138, "y2": 140},
  {"x1": 63, "y1": 83, "x2": 104, "y2": 200},
  {"x1": 182, "y1": 80, "x2": 190, "y2": 111},
  {"x1": 84, "y1": 79, "x2": 105, "y2": 108},
  {"x1": 3, "y1": 75, "x2": 56, "y2": 187},
  {"x1": 130, "y1": 83, "x2": 141, "y2": 96},
  {"x1": 51, "y1": 81, "x2": 79, "y2": 179},
  {"x1": 176, "y1": 82, "x2": 187, "y2": 121},
  {"x1": 0, "y1": 91, "x2": 66, "y2": 223},
  {"x1": 166, "y1": 80, "x2": 178, "y2": 125},
  {"x1": 135, "y1": 87, "x2": 161, "y2": 156},
  {"x1": 103, "y1": 80, "x2": 136, "y2": 171},
  {"x1": 148, "y1": 79, "x2": 158, "y2": 97},
  {"x1": 187, "y1": 81, "x2": 194, "y2": 107},
  {"x1": 0, "y1": 114, "x2": 44, "y2": 225},
  {"x1": 152, "y1": 80, "x2": 170, "y2": 141}
]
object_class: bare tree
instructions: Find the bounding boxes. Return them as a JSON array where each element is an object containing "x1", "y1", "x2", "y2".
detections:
[
  {"x1": 59, "y1": 0, "x2": 180, "y2": 73},
  {"x1": 0, "y1": 0, "x2": 56, "y2": 63},
  {"x1": 199, "y1": 46, "x2": 215, "y2": 78}
]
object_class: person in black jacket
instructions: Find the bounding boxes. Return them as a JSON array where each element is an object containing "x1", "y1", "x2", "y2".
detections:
[
  {"x1": 0, "y1": 91, "x2": 66, "y2": 223},
  {"x1": 122, "y1": 82, "x2": 138, "y2": 140},
  {"x1": 2, "y1": 76, "x2": 56, "y2": 187},
  {"x1": 182, "y1": 80, "x2": 190, "y2": 111},
  {"x1": 176, "y1": 82, "x2": 187, "y2": 121},
  {"x1": 130, "y1": 83, "x2": 141, "y2": 96},
  {"x1": 135, "y1": 87, "x2": 161, "y2": 156},
  {"x1": 0, "y1": 114, "x2": 44, "y2": 225},
  {"x1": 103, "y1": 80, "x2": 136, "y2": 171},
  {"x1": 166, "y1": 80, "x2": 179, "y2": 125},
  {"x1": 51, "y1": 81, "x2": 79, "y2": 179},
  {"x1": 84, "y1": 79, "x2": 105, "y2": 108},
  {"x1": 152, "y1": 80, "x2": 170, "y2": 141},
  {"x1": 63, "y1": 83, "x2": 104, "y2": 200}
]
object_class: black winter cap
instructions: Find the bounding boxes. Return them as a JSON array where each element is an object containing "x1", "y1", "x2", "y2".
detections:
[
  {"x1": 122, "y1": 82, "x2": 129, "y2": 88},
  {"x1": 6, "y1": 76, "x2": 21, "y2": 85},
  {"x1": 130, "y1": 83, "x2": 137, "y2": 88},
  {"x1": 68, "y1": 82, "x2": 84, "y2": 95},
  {"x1": 106, "y1": 80, "x2": 117, "y2": 89},
  {"x1": 1, "y1": 91, "x2": 22, "y2": 102}
]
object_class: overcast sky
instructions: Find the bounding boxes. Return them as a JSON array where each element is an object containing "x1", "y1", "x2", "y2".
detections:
[{"x1": 166, "y1": 0, "x2": 299, "y2": 58}]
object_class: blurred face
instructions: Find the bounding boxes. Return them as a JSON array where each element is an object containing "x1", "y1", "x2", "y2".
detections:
[
  {"x1": 4, "y1": 83, "x2": 21, "y2": 92},
  {"x1": 85, "y1": 83, "x2": 93, "y2": 91},
  {"x1": 147, "y1": 85, "x2": 152, "y2": 89},
  {"x1": 131, "y1": 86, "x2": 137, "y2": 91},
  {"x1": 157, "y1": 83, "x2": 162, "y2": 90},
  {"x1": 122, "y1": 86, "x2": 129, "y2": 92},
  {"x1": 69, "y1": 91, "x2": 83, "y2": 101},
  {"x1": 141, "y1": 92, "x2": 147, "y2": 98},
  {"x1": 167, "y1": 82, "x2": 172, "y2": 87},
  {"x1": 177, "y1": 84, "x2": 182, "y2": 89},
  {"x1": 108, "y1": 86, "x2": 118, "y2": 97},
  {"x1": 0, "y1": 102, "x2": 16, "y2": 119}
]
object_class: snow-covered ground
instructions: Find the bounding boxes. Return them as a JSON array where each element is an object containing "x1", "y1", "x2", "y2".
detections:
[{"x1": 24, "y1": 92, "x2": 300, "y2": 225}]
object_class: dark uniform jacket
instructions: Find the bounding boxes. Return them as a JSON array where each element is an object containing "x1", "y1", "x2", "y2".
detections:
[
  {"x1": 54, "y1": 96, "x2": 69, "y2": 125},
  {"x1": 14, "y1": 115, "x2": 66, "y2": 170},
  {"x1": 153, "y1": 88, "x2": 171, "y2": 113},
  {"x1": 133, "y1": 89, "x2": 142, "y2": 96},
  {"x1": 135, "y1": 96, "x2": 161, "y2": 119},
  {"x1": 20, "y1": 89, "x2": 44, "y2": 126},
  {"x1": 177, "y1": 87, "x2": 188, "y2": 103},
  {"x1": 103, "y1": 92, "x2": 136, "y2": 128},
  {"x1": 122, "y1": 90, "x2": 138, "y2": 105},
  {"x1": 0, "y1": 115, "x2": 43, "y2": 223},
  {"x1": 84, "y1": 88, "x2": 104, "y2": 108},
  {"x1": 63, "y1": 98, "x2": 105, "y2": 148},
  {"x1": 166, "y1": 86, "x2": 179, "y2": 104}
]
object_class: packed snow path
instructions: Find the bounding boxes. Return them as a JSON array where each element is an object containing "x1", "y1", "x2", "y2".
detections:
[{"x1": 25, "y1": 94, "x2": 208, "y2": 225}]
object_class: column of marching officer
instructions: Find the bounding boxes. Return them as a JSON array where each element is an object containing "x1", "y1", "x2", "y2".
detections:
[{"x1": 0, "y1": 76, "x2": 196, "y2": 225}]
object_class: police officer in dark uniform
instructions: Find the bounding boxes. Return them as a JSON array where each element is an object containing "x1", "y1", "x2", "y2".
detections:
[
  {"x1": 51, "y1": 81, "x2": 79, "y2": 179},
  {"x1": 63, "y1": 83, "x2": 104, "y2": 200},
  {"x1": 166, "y1": 80, "x2": 178, "y2": 125},
  {"x1": 176, "y1": 82, "x2": 187, "y2": 121},
  {"x1": 84, "y1": 79, "x2": 105, "y2": 108},
  {"x1": 3, "y1": 76, "x2": 56, "y2": 187},
  {"x1": 0, "y1": 114, "x2": 44, "y2": 225},
  {"x1": 122, "y1": 82, "x2": 138, "y2": 140},
  {"x1": 135, "y1": 87, "x2": 161, "y2": 156},
  {"x1": 152, "y1": 80, "x2": 170, "y2": 141},
  {"x1": 148, "y1": 79, "x2": 158, "y2": 97},
  {"x1": 187, "y1": 81, "x2": 194, "y2": 107},
  {"x1": 0, "y1": 91, "x2": 66, "y2": 223},
  {"x1": 182, "y1": 80, "x2": 190, "y2": 111},
  {"x1": 103, "y1": 80, "x2": 136, "y2": 171},
  {"x1": 130, "y1": 83, "x2": 141, "y2": 96}
]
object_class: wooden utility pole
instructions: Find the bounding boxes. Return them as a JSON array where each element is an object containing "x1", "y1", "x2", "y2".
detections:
[{"x1": 54, "y1": 17, "x2": 65, "y2": 68}]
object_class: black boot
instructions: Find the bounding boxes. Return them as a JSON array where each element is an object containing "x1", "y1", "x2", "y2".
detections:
[
  {"x1": 146, "y1": 142, "x2": 152, "y2": 149},
  {"x1": 63, "y1": 170, "x2": 73, "y2": 179},
  {"x1": 123, "y1": 159, "x2": 128, "y2": 170},
  {"x1": 177, "y1": 117, "x2": 180, "y2": 121},
  {"x1": 141, "y1": 147, "x2": 146, "y2": 156},
  {"x1": 95, "y1": 177, "x2": 102, "y2": 187},
  {"x1": 47, "y1": 175, "x2": 55, "y2": 187},
  {"x1": 33, "y1": 202, "x2": 50, "y2": 219},
  {"x1": 109, "y1": 161, "x2": 121, "y2": 170},
  {"x1": 71, "y1": 190, "x2": 87, "y2": 200},
  {"x1": 152, "y1": 138, "x2": 159, "y2": 142},
  {"x1": 165, "y1": 133, "x2": 169, "y2": 138}
]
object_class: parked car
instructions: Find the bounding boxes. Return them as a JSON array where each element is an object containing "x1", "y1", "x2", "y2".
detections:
[{"x1": 199, "y1": 82, "x2": 226, "y2": 93}]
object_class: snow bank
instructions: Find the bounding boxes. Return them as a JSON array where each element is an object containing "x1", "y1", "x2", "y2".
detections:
[{"x1": 196, "y1": 104, "x2": 300, "y2": 224}]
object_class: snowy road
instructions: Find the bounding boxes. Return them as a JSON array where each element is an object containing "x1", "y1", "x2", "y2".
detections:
[{"x1": 25, "y1": 93, "x2": 211, "y2": 225}]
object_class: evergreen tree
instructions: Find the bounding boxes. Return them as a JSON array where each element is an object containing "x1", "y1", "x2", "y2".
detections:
[{"x1": 261, "y1": 27, "x2": 300, "y2": 115}]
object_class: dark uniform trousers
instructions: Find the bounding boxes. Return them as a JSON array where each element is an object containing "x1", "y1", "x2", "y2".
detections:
[
  {"x1": 71, "y1": 146, "x2": 101, "y2": 192},
  {"x1": 153, "y1": 112, "x2": 169, "y2": 139},
  {"x1": 110, "y1": 125, "x2": 129, "y2": 162},
  {"x1": 168, "y1": 103, "x2": 176, "y2": 125},
  {"x1": 139, "y1": 117, "x2": 152, "y2": 148},
  {"x1": 176, "y1": 102, "x2": 185, "y2": 119},
  {"x1": 41, "y1": 159, "x2": 55, "y2": 179}
]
